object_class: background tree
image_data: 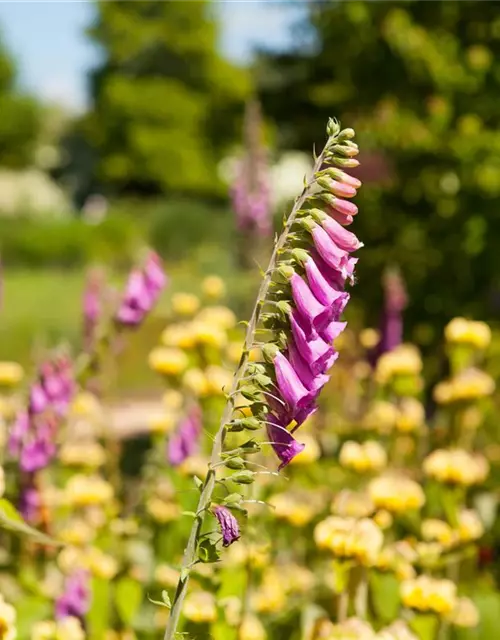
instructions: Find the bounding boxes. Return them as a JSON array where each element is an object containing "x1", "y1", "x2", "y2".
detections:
[
  {"x1": 0, "y1": 31, "x2": 40, "y2": 168},
  {"x1": 259, "y1": 0, "x2": 500, "y2": 346},
  {"x1": 86, "y1": 0, "x2": 251, "y2": 197}
]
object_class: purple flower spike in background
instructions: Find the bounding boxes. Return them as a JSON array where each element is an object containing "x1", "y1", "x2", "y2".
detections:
[
  {"x1": 167, "y1": 405, "x2": 202, "y2": 466},
  {"x1": 55, "y1": 570, "x2": 90, "y2": 622},
  {"x1": 371, "y1": 266, "x2": 408, "y2": 364},
  {"x1": 213, "y1": 506, "x2": 240, "y2": 547}
]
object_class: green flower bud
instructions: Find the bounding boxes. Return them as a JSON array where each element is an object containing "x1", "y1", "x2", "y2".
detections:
[
  {"x1": 231, "y1": 470, "x2": 255, "y2": 484},
  {"x1": 327, "y1": 117, "x2": 340, "y2": 137},
  {"x1": 278, "y1": 265, "x2": 295, "y2": 281},
  {"x1": 225, "y1": 456, "x2": 246, "y2": 470},
  {"x1": 330, "y1": 156, "x2": 360, "y2": 169},
  {"x1": 338, "y1": 127, "x2": 356, "y2": 140},
  {"x1": 262, "y1": 343, "x2": 279, "y2": 363},
  {"x1": 331, "y1": 143, "x2": 359, "y2": 158},
  {"x1": 291, "y1": 248, "x2": 310, "y2": 266}
]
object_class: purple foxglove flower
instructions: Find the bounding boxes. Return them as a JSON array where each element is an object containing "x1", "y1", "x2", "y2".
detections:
[
  {"x1": 288, "y1": 344, "x2": 329, "y2": 394},
  {"x1": 55, "y1": 570, "x2": 90, "y2": 621},
  {"x1": 266, "y1": 414, "x2": 305, "y2": 470},
  {"x1": 82, "y1": 269, "x2": 103, "y2": 351},
  {"x1": 311, "y1": 225, "x2": 350, "y2": 273},
  {"x1": 332, "y1": 169, "x2": 362, "y2": 189},
  {"x1": 213, "y1": 505, "x2": 240, "y2": 546},
  {"x1": 144, "y1": 251, "x2": 168, "y2": 297},
  {"x1": 29, "y1": 383, "x2": 49, "y2": 415},
  {"x1": 167, "y1": 405, "x2": 202, "y2": 466},
  {"x1": 8, "y1": 411, "x2": 29, "y2": 456},
  {"x1": 290, "y1": 311, "x2": 333, "y2": 375},
  {"x1": 290, "y1": 273, "x2": 332, "y2": 334},
  {"x1": 321, "y1": 319, "x2": 347, "y2": 344},
  {"x1": 19, "y1": 484, "x2": 40, "y2": 524},
  {"x1": 273, "y1": 350, "x2": 313, "y2": 410},
  {"x1": 328, "y1": 179, "x2": 357, "y2": 199},
  {"x1": 305, "y1": 256, "x2": 350, "y2": 312},
  {"x1": 321, "y1": 216, "x2": 363, "y2": 252},
  {"x1": 331, "y1": 198, "x2": 358, "y2": 217}
]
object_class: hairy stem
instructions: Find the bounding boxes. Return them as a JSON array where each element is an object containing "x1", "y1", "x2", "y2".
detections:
[{"x1": 163, "y1": 140, "x2": 331, "y2": 640}]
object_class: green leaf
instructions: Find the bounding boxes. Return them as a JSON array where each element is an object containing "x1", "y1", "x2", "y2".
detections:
[
  {"x1": 162, "y1": 590, "x2": 171, "y2": 609},
  {"x1": 369, "y1": 570, "x2": 401, "y2": 622},
  {"x1": 0, "y1": 498, "x2": 62, "y2": 546},
  {"x1": 88, "y1": 578, "x2": 112, "y2": 640},
  {"x1": 115, "y1": 576, "x2": 142, "y2": 625},
  {"x1": 181, "y1": 511, "x2": 198, "y2": 519},
  {"x1": 410, "y1": 613, "x2": 440, "y2": 640},
  {"x1": 198, "y1": 538, "x2": 221, "y2": 564},
  {"x1": 193, "y1": 476, "x2": 204, "y2": 490}
]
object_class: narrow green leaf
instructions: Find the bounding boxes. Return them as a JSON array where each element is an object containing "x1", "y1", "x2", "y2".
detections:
[{"x1": 115, "y1": 576, "x2": 142, "y2": 626}]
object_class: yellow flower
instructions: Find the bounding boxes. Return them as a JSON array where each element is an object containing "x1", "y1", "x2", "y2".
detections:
[
  {"x1": 0, "y1": 594, "x2": 16, "y2": 640},
  {"x1": 239, "y1": 615, "x2": 267, "y2": 640},
  {"x1": 362, "y1": 401, "x2": 398, "y2": 434},
  {"x1": 154, "y1": 564, "x2": 180, "y2": 587},
  {"x1": 289, "y1": 434, "x2": 321, "y2": 465},
  {"x1": 378, "y1": 621, "x2": 418, "y2": 640},
  {"x1": 172, "y1": 293, "x2": 200, "y2": 316},
  {"x1": 421, "y1": 519, "x2": 457, "y2": 548},
  {"x1": 64, "y1": 475, "x2": 113, "y2": 508},
  {"x1": 401, "y1": 575, "x2": 457, "y2": 616},
  {"x1": 368, "y1": 475, "x2": 425, "y2": 513},
  {"x1": 183, "y1": 591, "x2": 217, "y2": 624},
  {"x1": 359, "y1": 328, "x2": 380, "y2": 349},
  {"x1": 0, "y1": 362, "x2": 23, "y2": 387},
  {"x1": 373, "y1": 510, "x2": 393, "y2": 530},
  {"x1": 252, "y1": 570, "x2": 287, "y2": 614},
  {"x1": 201, "y1": 275, "x2": 226, "y2": 300},
  {"x1": 396, "y1": 398, "x2": 425, "y2": 433},
  {"x1": 339, "y1": 440, "x2": 387, "y2": 473},
  {"x1": 55, "y1": 617, "x2": 85, "y2": 640},
  {"x1": 270, "y1": 493, "x2": 318, "y2": 527},
  {"x1": 59, "y1": 442, "x2": 106, "y2": 468},
  {"x1": 226, "y1": 342, "x2": 243, "y2": 364},
  {"x1": 327, "y1": 617, "x2": 376, "y2": 639},
  {"x1": 458, "y1": 509, "x2": 484, "y2": 542},
  {"x1": 162, "y1": 390, "x2": 184, "y2": 411},
  {"x1": 445, "y1": 317, "x2": 491, "y2": 350},
  {"x1": 375, "y1": 345, "x2": 422, "y2": 385},
  {"x1": 182, "y1": 368, "x2": 209, "y2": 397},
  {"x1": 448, "y1": 596, "x2": 479, "y2": 628},
  {"x1": 423, "y1": 449, "x2": 489, "y2": 486},
  {"x1": 434, "y1": 369, "x2": 495, "y2": 404},
  {"x1": 32, "y1": 621, "x2": 56, "y2": 640},
  {"x1": 331, "y1": 490, "x2": 375, "y2": 519},
  {"x1": 70, "y1": 392, "x2": 101, "y2": 420},
  {"x1": 205, "y1": 365, "x2": 233, "y2": 395},
  {"x1": 148, "y1": 412, "x2": 176, "y2": 434},
  {"x1": 190, "y1": 322, "x2": 227, "y2": 349},
  {"x1": 225, "y1": 543, "x2": 270, "y2": 569},
  {"x1": 148, "y1": 347, "x2": 189, "y2": 376},
  {"x1": 280, "y1": 564, "x2": 315, "y2": 594},
  {"x1": 146, "y1": 498, "x2": 180, "y2": 523},
  {"x1": 161, "y1": 324, "x2": 195, "y2": 349},
  {"x1": 58, "y1": 519, "x2": 96, "y2": 546},
  {"x1": 196, "y1": 306, "x2": 236, "y2": 330},
  {"x1": 314, "y1": 516, "x2": 383, "y2": 565},
  {"x1": 177, "y1": 455, "x2": 209, "y2": 479},
  {"x1": 375, "y1": 543, "x2": 417, "y2": 580}
]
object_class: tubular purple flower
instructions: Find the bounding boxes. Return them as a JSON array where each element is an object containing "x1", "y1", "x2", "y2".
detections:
[
  {"x1": 266, "y1": 415, "x2": 305, "y2": 470},
  {"x1": 168, "y1": 405, "x2": 202, "y2": 466},
  {"x1": 321, "y1": 319, "x2": 347, "y2": 344},
  {"x1": 320, "y1": 215, "x2": 363, "y2": 252},
  {"x1": 288, "y1": 343, "x2": 329, "y2": 394},
  {"x1": 290, "y1": 273, "x2": 332, "y2": 333},
  {"x1": 311, "y1": 225, "x2": 350, "y2": 274},
  {"x1": 290, "y1": 311, "x2": 333, "y2": 375},
  {"x1": 213, "y1": 506, "x2": 240, "y2": 546},
  {"x1": 273, "y1": 350, "x2": 312, "y2": 409},
  {"x1": 304, "y1": 255, "x2": 350, "y2": 311},
  {"x1": 19, "y1": 484, "x2": 41, "y2": 524},
  {"x1": 55, "y1": 570, "x2": 90, "y2": 621},
  {"x1": 331, "y1": 197, "x2": 358, "y2": 217}
]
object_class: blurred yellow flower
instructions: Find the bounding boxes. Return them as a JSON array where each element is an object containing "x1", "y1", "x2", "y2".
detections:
[
  {"x1": 182, "y1": 368, "x2": 209, "y2": 397},
  {"x1": 252, "y1": 570, "x2": 286, "y2": 614},
  {"x1": 148, "y1": 412, "x2": 176, "y2": 434},
  {"x1": 444, "y1": 317, "x2": 491, "y2": 350},
  {"x1": 201, "y1": 275, "x2": 226, "y2": 300},
  {"x1": 172, "y1": 293, "x2": 200, "y2": 316},
  {"x1": 368, "y1": 475, "x2": 425, "y2": 513},
  {"x1": 0, "y1": 594, "x2": 16, "y2": 640},
  {"x1": 359, "y1": 328, "x2": 380, "y2": 349},
  {"x1": 161, "y1": 324, "x2": 196, "y2": 349},
  {"x1": 270, "y1": 492, "x2": 318, "y2": 527},
  {"x1": 421, "y1": 519, "x2": 457, "y2": 548},
  {"x1": 149, "y1": 347, "x2": 189, "y2": 376},
  {"x1": 178, "y1": 455, "x2": 209, "y2": 479},
  {"x1": 378, "y1": 621, "x2": 418, "y2": 640},
  {"x1": 280, "y1": 564, "x2": 315, "y2": 594},
  {"x1": 373, "y1": 510, "x2": 393, "y2": 530},
  {"x1": 458, "y1": 509, "x2": 484, "y2": 543},
  {"x1": 448, "y1": 596, "x2": 479, "y2": 628},
  {"x1": 88, "y1": 548, "x2": 119, "y2": 579},
  {"x1": 70, "y1": 392, "x2": 102, "y2": 420},
  {"x1": 226, "y1": 341, "x2": 243, "y2": 364},
  {"x1": 289, "y1": 433, "x2": 321, "y2": 465},
  {"x1": 423, "y1": 449, "x2": 489, "y2": 486},
  {"x1": 146, "y1": 497, "x2": 180, "y2": 523},
  {"x1": 32, "y1": 617, "x2": 85, "y2": 640},
  {"x1": 376, "y1": 345, "x2": 422, "y2": 385},
  {"x1": 59, "y1": 441, "x2": 106, "y2": 468},
  {"x1": 196, "y1": 306, "x2": 236, "y2": 330},
  {"x1": 0, "y1": 362, "x2": 23, "y2": 387},
  {"x1": 64, "y1": 475, "x2": 113, "y2": 507},
  {"x1": 191, "y1": 322, "x2": 227, "y2": 349},
  {"x1": 225, "y1": 542, "x2": 270, "y2": 569},
  {"x1": 205, "y1": 365, "x2": 233, "y2": 395},
  {"x1": 240, "y1": 614, "x2": 267, "y2": 640},
  {"x1": 162, "y1": 390, "x2": 184, "y2": 411},
  {"x1": 183, "y1": 591, "x2": 217, "y2": 624},
  {"x1": 58, "y1": 519, "x2": 95, "y2": 546},
  {"x1": 314, "y1": 516, "x2": 383, "y2": 565},
  {"x1": 401, "y1": 575, "x2": 457, "y2": 616},
  {"x1": 154, "y1": 564, "x2": 180, "y2": 588},
  {"x1": 331, "y1": 490, "x2": 375, "y2": 519},
  {"x1": 325, "y1": 617, "x2": 375, "y2": 639},
  {"x1": 339, "y1": 440, "x2": 387, "y2": 473},
  {"x1": 434, "y1": 369, "x2": 495, "y2": 404},
  {"x1": 362, "y1": 401, "x2": 398, "y2": 434},
  {"x1": 396, "y1": 397, "x2": 425, "y2": 433}
]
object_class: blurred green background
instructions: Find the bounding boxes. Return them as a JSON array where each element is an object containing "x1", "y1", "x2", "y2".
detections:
[{"x1": 1, "y1": 0, "x2": 499, "y2": 390}]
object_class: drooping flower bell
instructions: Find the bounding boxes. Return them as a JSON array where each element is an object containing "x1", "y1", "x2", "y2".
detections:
[
  {"x1": 226, "y1": 121, "x2": 363, "y2": 470},
  {"x1": 115, "y1": 251, "x2": 167, "y2": 328},
  {"x1": 213, "y1": 505, "x2": 240, "y2": 546}
]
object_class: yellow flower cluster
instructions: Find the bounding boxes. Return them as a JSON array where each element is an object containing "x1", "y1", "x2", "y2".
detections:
[
  {"x1": 434, "y1": 369, "x2": 495, "y2": 404},
  {"x1": 64, "y1": 474, "x2": 114, "y2": 508},
  {"x1": 375, "y1": 345, "x2": 422, "y2": 385},
  {"x1": 374, "y1": 541, "x2": 417, "y2": 581},
  {"x1": 363, "y1": 398, "x2": 425, "y2": 434},
  {"x1": 0, "y1": 361, "x2": 23, "y2": 387},
  {"x1": 59, "y1": 441, "x2": 106, "y2": 468},
  {"x1": 316, "y1": 617, "x2": 417, "y2": 640},
  {"x1": 239, "y1": 614, "x2": 267, "y2": 640},
  {"x1": 423, "y1": 449, "x2": 489, "y2": 486},
  {"x1": 183, "y1": 590, "x2": 217, "y2": 624},
  {"x1": 339, "y1": 440, "x2": 387, "y2": 473},
  {"x1": 314, "y1": 516, "x2": 383, "y2": 565},
  {"x1": 448, "y1": 596, "x2": 480, "y2": 628},
  {"x1": 270, "y1": 492, "x2": 320, "y2": 527},
  {"x1": 368, "y1": 475, "x2": 425, "y2": 513},
  {"x1": 146, "y1": 497, "x2": 180, "y2": 523},
  {"x1": 58, "y1": 546, "x2": 118, "y2": 580},
  {"x1": 444, "y1": 317, "x2": 491, "y2": 350},
  {"x1": 32, "y1": 617, "x2": 85, "y2": 640},
  {"x1": 331, "y1": 490, "x2": 375, "y2": 519},
  {"x1": 252, "y1": 569, "x2": 287, "y2": 614},
  {"x1": 0, "y1": 594, "x2": 16, "y2": 640},
  {"x1": 401, "y1": 575, "x2": 457, "y2": 615}
]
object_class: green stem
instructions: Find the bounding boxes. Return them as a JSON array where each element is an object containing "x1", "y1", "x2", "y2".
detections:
[{"x1": 163, "y1": 139, "x2": 332, "y2": 640}]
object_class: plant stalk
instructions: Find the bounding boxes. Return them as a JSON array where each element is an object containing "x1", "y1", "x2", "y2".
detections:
[{"x1": 163, "y1": 139, "x2": 332, "y2": 640}]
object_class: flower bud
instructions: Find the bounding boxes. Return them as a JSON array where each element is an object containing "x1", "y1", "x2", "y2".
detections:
[
  {"x1": 327, "y1": 117, "x2": 340, "y2": 137},
  {"x1": 230, "y1": 470, "x2": 255, "y2": 484},
  {"x1": 338, "y1": 127, "x2": 356, "y2": 140},
  {"x1": 262, "y1": 343, "x2": 279, "y2": 363},
  {"x1": 225, "y1": 456, "x2": 246, "y2": 470},
  {"x1": 330, "y1": 157, "x2": 361, "y2": 169}
]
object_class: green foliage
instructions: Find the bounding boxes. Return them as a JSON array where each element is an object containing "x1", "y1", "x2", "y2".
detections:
[
  {"x1": 259, "y1": 1, "x2": 500, "y2": 340},
  {"x1": 86, "y1": 1, "x2": 250, "y2": 196},
  {"x1": 115, "y1": 576, "x2": 143, "y2": 625}
]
